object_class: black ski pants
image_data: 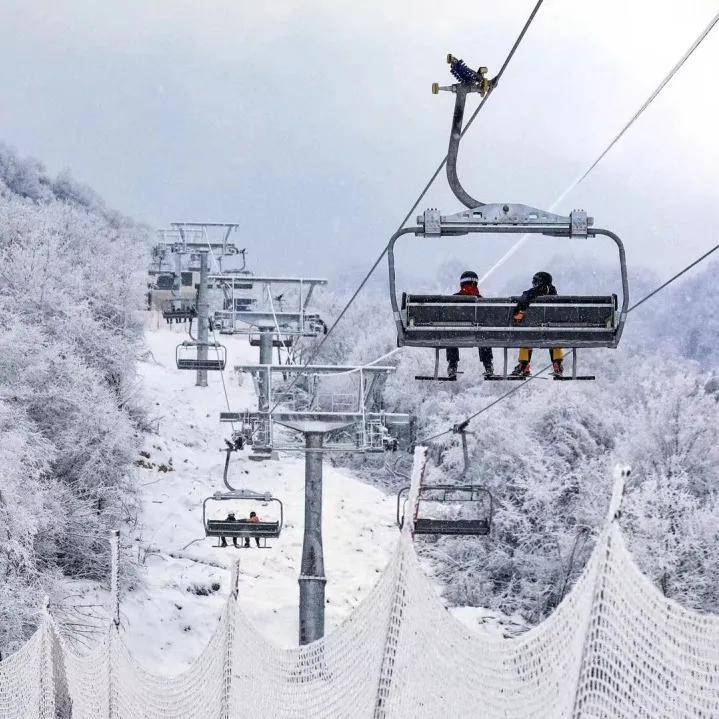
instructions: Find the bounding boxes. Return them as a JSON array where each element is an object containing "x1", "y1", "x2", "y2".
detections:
[{"x1": 446, "y1": 347, "x2": 493, "y2": 367}]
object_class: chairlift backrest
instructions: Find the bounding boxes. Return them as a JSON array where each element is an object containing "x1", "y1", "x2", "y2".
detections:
[{"x1": 402, "y1": 293, "x2": 618, "y2": 349}]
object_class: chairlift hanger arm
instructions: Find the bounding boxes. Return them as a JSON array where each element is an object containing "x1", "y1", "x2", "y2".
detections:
[
  {"x1": 222, "y1": 444, "x2": 237, "y2": 491},
  {"x1": 447, "y1": 86, "x2": 483, "y2": 209},
  {"x1": 433, "y1": 54, "x2": 497, "y2": 209}
]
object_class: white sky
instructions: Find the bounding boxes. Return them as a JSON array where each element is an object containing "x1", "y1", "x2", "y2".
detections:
[{"x1": 0, "y1": 1, "x2": 717, "y2": 283}]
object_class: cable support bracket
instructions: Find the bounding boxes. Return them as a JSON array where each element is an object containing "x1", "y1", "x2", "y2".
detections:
[{"x1": 417, "y1": 204, "x2": 593, "y2": 238}]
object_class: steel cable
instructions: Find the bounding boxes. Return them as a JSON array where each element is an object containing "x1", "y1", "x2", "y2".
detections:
[{"x1": 478, "y1": 8, "x2": 719, "y2": 284}]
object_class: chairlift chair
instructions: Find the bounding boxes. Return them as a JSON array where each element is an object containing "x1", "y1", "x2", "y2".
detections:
[
  {"x1": 154, "y1": 273, "x2": 177, "y2": 291},
  {"x1": 397, "y1": 484, "x2": 493, "y2": 536},
  {"x1": 390, "y1": 55, "x2": 629, "y2": 382},
  {"x1": 162, "y1": 298, "x2": 197, "y2": 323},
  {"x1": 175, "y1": 341, "x2": 227, "y2": 371},
  {"x1": 202, "y1": 490, "x2": 284, "y2": 548}
]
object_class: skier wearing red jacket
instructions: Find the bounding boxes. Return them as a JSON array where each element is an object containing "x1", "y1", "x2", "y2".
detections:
[{"x1": 447, "y1": 270, "x2": 494, "y2": 379}]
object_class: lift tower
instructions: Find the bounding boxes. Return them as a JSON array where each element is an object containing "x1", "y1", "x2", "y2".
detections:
[{"x1": 222, "y1": 364, "x2": 410, "y2": 644}]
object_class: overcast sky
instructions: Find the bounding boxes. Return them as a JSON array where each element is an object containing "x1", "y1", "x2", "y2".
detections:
[{"x1": 1, "y1": 1, "x2": 717, "y2": 290}]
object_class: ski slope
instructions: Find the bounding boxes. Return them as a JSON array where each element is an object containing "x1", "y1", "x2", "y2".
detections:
[{"x1": 112, "y1": 317, "x2": 511, "y2": 672}]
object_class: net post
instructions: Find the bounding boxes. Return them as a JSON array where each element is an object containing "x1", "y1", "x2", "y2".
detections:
[
  {"x1": 221, "y1": 560, "x2": 241, "y2": 719},
  {"x1": 108, "y1": 529, "x2": 121, "y2": 719},
  {"x1": 110, "y1": 529, "x2": 120, "y2": 629},
  {"x1": 38, "y1": 596, "x2": 56, "y2": 719},
  {"x1": 374, "y1": 448, "x2": 428, "y2": 717},
  {"x1": 606, "y1": 465, "x2": 630, "y2": 525},
  {"x1": 570, "y1": 466, "x2": 629, "y2": 714}
]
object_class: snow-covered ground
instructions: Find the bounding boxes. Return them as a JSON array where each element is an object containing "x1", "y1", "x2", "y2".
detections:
[{"x1": 87, "y1": 316, "x2": 512, "y2": 671}]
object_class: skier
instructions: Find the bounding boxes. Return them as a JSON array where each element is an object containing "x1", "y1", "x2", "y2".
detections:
[
  {"x1": 510, "y1": 271, "x2": 563, "y2": 378},
  {"x1": 220, "y1": 512, "x2": 239, "y2": 548},
  {"x1": 446, "y1": 270, "x2": 494, "y2": 379},
  {"x1": 243, "y1": 511, "x2": 261, "y2": 548}
]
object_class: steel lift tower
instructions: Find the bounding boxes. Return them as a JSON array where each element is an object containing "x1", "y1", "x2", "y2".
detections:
[{"x1": 221, "y1": 364, "x2": 410, "y2": 644}]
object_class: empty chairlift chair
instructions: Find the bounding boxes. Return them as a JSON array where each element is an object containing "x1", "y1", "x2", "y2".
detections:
[
  {"x1": 175, "y1": 341, "x2": 227, "y2": 371},
  {"x1": 203, "y1": 491, "x2": 284, "y2": 548},
  {"x1": 396, "y1": 484, "x2": 493, "y2": 536}
]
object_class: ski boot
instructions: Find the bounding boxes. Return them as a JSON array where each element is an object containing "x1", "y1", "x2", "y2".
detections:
[
  {"x1": 483, "y1": 363, "x2": 494, "y2": 380},
  {"x1": 552, "y1": 360, "x2": 564, "y2": 379},
  {"x1": 511, "y1": 361, "x2": 531, "y2": 378},
  {"x1": 447, "y1": 363, "x2": 458, "y2": 380}
]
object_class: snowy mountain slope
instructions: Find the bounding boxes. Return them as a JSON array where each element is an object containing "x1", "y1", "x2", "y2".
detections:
[
  {"x1": 77, "y1": 316, "x2": 506, "y2": 672},
  {"x1": 117, "y1": 318, "x2": 402, "y2": 669}
]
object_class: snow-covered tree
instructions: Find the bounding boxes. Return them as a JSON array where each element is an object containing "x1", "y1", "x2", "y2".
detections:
[{"x1": 0, "y1": 145, "x2": 148, "y2": 654}]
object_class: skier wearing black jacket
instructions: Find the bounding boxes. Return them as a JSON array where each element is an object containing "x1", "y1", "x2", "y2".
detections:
[{"x1": 510, "y1": 271, "x2": 564, "y2": 378}]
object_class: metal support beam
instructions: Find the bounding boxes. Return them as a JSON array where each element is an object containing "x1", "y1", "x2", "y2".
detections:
[
  {"x1": 299, "y1": 431, "x2": 327, "y2": 645},
  {"x1": 258, "y1": 330, "x2": 274, "y2": 411},
  {"x1": 196, "y1": 252, "x2": 209, "y2": 387}
]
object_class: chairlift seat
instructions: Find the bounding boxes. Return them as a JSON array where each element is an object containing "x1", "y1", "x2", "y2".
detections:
[
  {"x1": 413, "y1": 518, "x2": 489, "y2": 535},
  {"x1": 402, "y1": 294, "x2": 618, "y2": 348},
  {"x1": 175, "y1": 342, "x2": 227, "y2": 371},
  {"x1": 206, "y1": 519, "x2": 281, "y2": 539},
  {"x1": 176, "y1": 358, "x2": 226, "y2": 370}
]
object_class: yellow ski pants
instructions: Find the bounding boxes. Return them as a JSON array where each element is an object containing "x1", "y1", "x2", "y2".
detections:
[{"x1": 518, "y1": 347, "x2": 564, "y2": 363}]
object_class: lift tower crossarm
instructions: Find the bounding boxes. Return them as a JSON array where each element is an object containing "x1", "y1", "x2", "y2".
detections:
[
  {"x1": 234, "y1": 364, "x2": 396, "y2": 375},
  {"x1": 210, "y1": 276, "x2": 328, "y2": 285}
]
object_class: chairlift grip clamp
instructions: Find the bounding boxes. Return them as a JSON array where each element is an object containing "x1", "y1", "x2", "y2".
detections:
[
  {"x1": 453, "y1": 419, "x2": 470, "y2": 434},
  {"x1": 570, "y1": 210, "x2": 591, "y2": 238},
  {"x1": 421, "y1": 209, "x2": 442, "y2": 235}
]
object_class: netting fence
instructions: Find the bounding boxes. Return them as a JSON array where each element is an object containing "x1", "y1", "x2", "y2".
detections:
[{"x1": 2, "y1": 450, "x2": 718, "y2": 718}]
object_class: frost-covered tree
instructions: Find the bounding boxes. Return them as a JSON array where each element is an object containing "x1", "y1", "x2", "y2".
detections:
[
  {"x1": 313, "y1": 256, "x2": 719, "y2": 624},
  {"x1": 0, "y1": 144, "x2": 147, "y2": 655}
]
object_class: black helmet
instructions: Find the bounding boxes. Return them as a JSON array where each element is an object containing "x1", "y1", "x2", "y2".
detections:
[
  {"x1": 532, "y1": 271, "x2": 552, "y2": 287},
  {"x1": 460, "y1": 270, "x2": 479, "y2": 286}
]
